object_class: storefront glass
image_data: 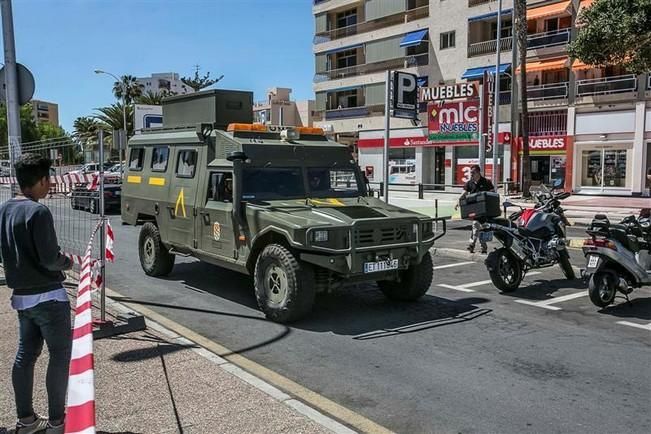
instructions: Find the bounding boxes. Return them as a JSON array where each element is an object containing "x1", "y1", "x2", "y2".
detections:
[{"x1": 580, "y1": 149, "x2": 627, "y2": 188}]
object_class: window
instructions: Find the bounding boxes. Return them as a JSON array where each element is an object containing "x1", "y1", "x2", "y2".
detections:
[
  {"x1": 176, "y1": 150, "x2": 197, "y2": 178},
  {"x1": 440, "y1": 31, "x2": 455, "y2": 50},
  {"x1": 151, "y1": 146, "x2": 169, "y2": 172},
  {"x1": 242, "y1": 167, "x2": 305, "y2": 200},
  {"x1": 129, "y1": 148, "x2": 145, "y2": 170},
  {"x1": 336, "y1": 49, "x2": 357, "y2": 69},
  {"x1": 208, "y1": 171, "x2": 233, "y2": 202},
  {"x1": 335, "y1": 9, "x2": 356, "y2": 29},
  {"x1": 307, "y1": 167, "x2": 362, "y2": 198},
  {"x1": 491, "y1": 19, "x2": 512, "y2": 39}
]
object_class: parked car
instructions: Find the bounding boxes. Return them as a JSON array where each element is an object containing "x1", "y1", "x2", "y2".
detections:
[
  {"x1": 70, "y1": 182, "x2": 121, "y2": 214},
  {"x1": 67, "y1": 162, "x2": 113, "y2": 176},
  {"x1": 0, "y1": 160, "x2": 11, "y2": 177}
]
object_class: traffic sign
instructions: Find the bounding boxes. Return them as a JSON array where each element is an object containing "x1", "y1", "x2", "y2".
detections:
[
  {"x1": 391, "y1": 71, "x2": 418, "y2": 120},
  {"x1": 0, "y1": 63, "x2": 35, "y2": 105}
]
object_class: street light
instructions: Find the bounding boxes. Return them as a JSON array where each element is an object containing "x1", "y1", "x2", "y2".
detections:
[{"x1": 94, "y1": 69, "x2": 127, "y2": 170}]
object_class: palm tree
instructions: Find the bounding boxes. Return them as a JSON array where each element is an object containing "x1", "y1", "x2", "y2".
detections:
[
  {"x1": 93, "y1": 103, "x2": 134, "y2": 136},
  {"x1": 515, "y1": 0, "x2": 531, "y2": 197},
  {"x1": 112, "y1": 75, "x2": 144, "y2": 104},
  {"x1": 135, "y1": 90, "x2": 174, "y2": 105},
  {"x1": 73, "y1": 116, "x2": 103, "y2": 159}
]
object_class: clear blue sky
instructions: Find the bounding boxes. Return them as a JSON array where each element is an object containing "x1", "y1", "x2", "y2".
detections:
[{"x1": 5, "y1": 0, "x2": 314, "y2": 131}]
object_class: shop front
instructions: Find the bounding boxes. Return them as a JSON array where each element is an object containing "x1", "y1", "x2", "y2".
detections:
[{"x1": 517, "y1": 135, "x2": 568, "y2": 186}]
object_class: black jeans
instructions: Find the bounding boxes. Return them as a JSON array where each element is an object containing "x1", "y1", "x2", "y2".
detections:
[{"x1": 13, "y1": 300, "x2": 72, "y2": 421}]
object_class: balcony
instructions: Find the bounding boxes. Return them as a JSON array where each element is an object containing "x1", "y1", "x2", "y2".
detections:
[
  {"x1": 527, "y1": 28, "x2": 570, "y2": 50},
  {"x1": 469, "y1": 0, "x2": 495, "y2": 5},
  {"x1": 468, "y1": 37, "x2": 512, "y2": 57},
  {"x1": 528, "y1": 82, "x2": 569, "y2": 101},
  {"x1": 325, "y1": 106, "x2": 369, "y2": 120},
  {"x1": 314, "y1": 53, "x2": 428, "y2": 83},
  {"x1": 314, "y1": 5, "x2": 429, "y2": 43},
  {"x1": 498, "y1": 90, "x2": 511, "y2": 105},
  {"x1": 576, "y1": 74, "x2": 637, "y2": 97}
]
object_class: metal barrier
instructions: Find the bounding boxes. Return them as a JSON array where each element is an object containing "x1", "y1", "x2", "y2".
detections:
[{"x1": 368, "y1": 181, "x2": 521, "y2": 199}]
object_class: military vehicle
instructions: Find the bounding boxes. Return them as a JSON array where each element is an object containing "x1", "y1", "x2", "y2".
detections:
[{"x1": 121, "y1": 90, "x2": 446, "y2": 323}]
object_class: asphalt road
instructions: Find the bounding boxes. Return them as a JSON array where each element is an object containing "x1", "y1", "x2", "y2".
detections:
[{"x1": 90, "y1": 215, "x2": 651, "y2": 434}]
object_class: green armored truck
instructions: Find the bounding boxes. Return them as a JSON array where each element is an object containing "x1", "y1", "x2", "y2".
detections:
[{"x1": 122, "y1": 90, "x2": 446, "y2": 322}]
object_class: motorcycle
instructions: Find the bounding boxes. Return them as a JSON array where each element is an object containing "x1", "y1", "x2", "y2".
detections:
[
  {"x1": 481, "y1": 179, "x2": 575, "y2": 292},
  {"x1": 582, "y1": 212, "x2": 651, "y2": 307}
]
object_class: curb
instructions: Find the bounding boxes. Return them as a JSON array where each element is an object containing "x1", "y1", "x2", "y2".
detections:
[{"x1": 103, "y1": 287, "x2": 391, "y2": 434}]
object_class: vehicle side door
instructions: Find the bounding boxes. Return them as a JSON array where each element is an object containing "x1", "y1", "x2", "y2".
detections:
[
  {"x1": 167, "y1": 148, "x2": 200, "y2": 248},
  {"x1": 197, "y1": 170, "x2": 235, "y2": 259}
]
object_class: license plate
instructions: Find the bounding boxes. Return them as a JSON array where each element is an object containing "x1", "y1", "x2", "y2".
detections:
[
  {"x1": 479, "y1": 231, "x2": 493, "y2": 242},
  {"x1": 587, "y1": 255, "x2": 599, "y2": 269},
  {"x1": 364, "y1": 259, "x2": 399, "y2": 273}
]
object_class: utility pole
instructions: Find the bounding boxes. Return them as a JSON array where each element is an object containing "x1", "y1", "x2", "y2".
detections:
[
  {"x1": 1, "y1": 0, "x2": 22, "y2": 196},
  {"x1": 492, "y1": 0, "x2": 503, "y2": 188}
]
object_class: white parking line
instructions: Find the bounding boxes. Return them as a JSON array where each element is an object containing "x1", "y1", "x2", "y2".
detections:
[
  {"x1": 433, "y1": 261, "x2": 475, "y2": 270},
  {"x1": 437, "y1": 272, "x2": 542, "y2": 293},
  {"x1": 514, "y1": 290, "x2": 588, "y2": 311},
  {"x1": 616, "y1": 321, "x2": 651, "y2": 331}
]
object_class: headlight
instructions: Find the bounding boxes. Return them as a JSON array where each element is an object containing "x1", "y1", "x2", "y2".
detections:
[
  {"x1": 313, "y1": 230, "x2": 329, "y2": 242},
  {"x1": 412, "y1": 223, "x2": 419, "y2": 236}
]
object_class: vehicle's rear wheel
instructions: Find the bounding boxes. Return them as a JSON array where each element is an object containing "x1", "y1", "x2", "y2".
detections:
[
  {"x1": 558, "y1": 249, "x2": 575, "y2": 280},
  {"x1": 378, "y1": 251, "x2": 433, "y2": 301},
  {"x1": 138, "y1": 222, "x2": 175, "y2": 276},
  {"x1": 254, "y1": 244, "x2": 315, "y2": 323},
  {"x1": 588, "y1": 270, "x2": 617, "y2": 308},
  {"x1": 486, "y1": 248, "x2": 523, "y2": 292}
]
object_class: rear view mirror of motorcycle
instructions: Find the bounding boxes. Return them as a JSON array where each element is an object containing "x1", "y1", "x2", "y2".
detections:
[{"x1": 503, "y1": 201, "x2": 514, "y2": 209}]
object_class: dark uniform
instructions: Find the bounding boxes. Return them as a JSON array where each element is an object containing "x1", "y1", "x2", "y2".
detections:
[{"x1": 463, "y1": 176, "x2": 494, "y2": 253}]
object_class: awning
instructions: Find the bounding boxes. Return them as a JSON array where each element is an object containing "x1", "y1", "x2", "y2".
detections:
[
  {"x1": 400, "y1": 30, "x2": 429, "y2": 48},
  {"x1": 468, "y1": 8, "x2": 512, "y2": 22},
  {"x1": 527, "y1": 0, "x2": 571, "y2": 20},
  {"x1": 462, "y1": 64, "x2": 511, "y2": 80},
  {"x1": 516, "y1": 58, "x2": 568, "y2": 73},
  {"x1": 571, "y1": 59, "x2": 595, "y2": 70},
  {"x1": 578, "y1": 0, "x2": 595, "y2": 12},
  {"x1": 321, "y1": 43, "x2": 363, "y2": 55},
  {"x1": 326, "y1": 84, "x2": 363, "y2": 93}
]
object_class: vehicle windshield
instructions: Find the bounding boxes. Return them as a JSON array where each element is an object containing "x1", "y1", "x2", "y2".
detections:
[
  {"x1": 242, "y1": 167, "x2": 305, "y2": 200},
  {"x1": 306, "y1": 167, "x2": 362, "y2": 198}
]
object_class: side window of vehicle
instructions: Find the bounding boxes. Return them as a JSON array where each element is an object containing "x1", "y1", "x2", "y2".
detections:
[
  {"x1": 129, "y1": 148, "x2": 145, "y2": 171},
  {"x1": 207, "y1": 171, "x2": 233, "y2": 203},
  {"x1": 176, "y1": 150, "x2": 197, "y2": 178},
  {"x1": 151, "y1": 146, "x2": 169, "y2": 172}
]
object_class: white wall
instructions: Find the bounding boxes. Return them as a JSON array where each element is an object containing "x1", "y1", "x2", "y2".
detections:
[{"x1": 575, "y1": 110, "x2": 636, "y2": 135}]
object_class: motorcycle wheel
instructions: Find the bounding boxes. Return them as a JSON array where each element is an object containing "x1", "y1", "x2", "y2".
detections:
[
  {"x1": 558, "y1": 249, "x2": 575, "y2": 280},
  {"x1": 487, "y1": 248, "x2": 523, "y2": 293},
  {"x1": 588, "y1": 271, "x2": 617, "y2": 308}
]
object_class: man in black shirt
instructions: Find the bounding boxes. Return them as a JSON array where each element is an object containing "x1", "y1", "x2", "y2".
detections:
[{"x1": 455, "y1": 164, "x2": 495, "y2": 253}]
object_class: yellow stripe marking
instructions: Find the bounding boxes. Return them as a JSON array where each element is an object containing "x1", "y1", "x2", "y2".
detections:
[
  {"x1": 148, "y1": 177, "x2": 166, "y2": 186},
  {"x1": 127, "y1": 175, "x2": 142, "y2": 184},
  {"x1": 174, "y1": 188, "x2": 187, "y2": 218}
]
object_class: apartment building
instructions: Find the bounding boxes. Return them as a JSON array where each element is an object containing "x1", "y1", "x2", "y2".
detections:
[
  {"x1": 312, "y1": 0, "x2": 651, "y2": 196},
  {"x1": 30, "y1": 99, "x2": 59, "y2": 126},
  {"x1": 253, "y1": 87, "x2": 315, "y2": 127},
  {"x1": 135, "y1": 72, "x2": 193, "y2": 96}
]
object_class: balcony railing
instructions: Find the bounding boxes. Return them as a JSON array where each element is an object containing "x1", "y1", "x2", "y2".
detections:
[
  {"x1": 499, "y1": 90, "x2": 511, "y2": 105},
  {"x1": 528, "y1": 82, "x2": 569, "y2": 100},
  {"x1": 314, "y1": 5, "x2": 429, "y2": 43},
  {"x1": 468, "y1": 37, "x2": 512, "y2": 57},
  {"x1": 469, "y1": 0, "x2": 495, "y2": 6},
  {"x1": 576, "y1": 74, "x2": 637, "y2": 97},
  {"x1": 314, "y1": 53, "x2": 428, "y2": 82},
  {"x1": 528, "y1": 28, "x2": 570, "y2": 50}
]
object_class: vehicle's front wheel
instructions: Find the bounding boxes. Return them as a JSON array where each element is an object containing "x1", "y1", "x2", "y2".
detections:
[
  {"x1": 378, "y1": 251, "x2": 433, "y2": 301},
  {"x1": 588, "y1": 270, "x2": 617, "y2": 308},
  {"x1": 138, "y1": 222, "x2": 175, "y2": 276},
  {"x1": 486, "y1": 248, "x2": 523, "y2": 292},
  {"x1": 254, "y1": 244, "x2": 315, "y2": 323},
  {"x1": 558, "y1": 249, "x2": 575, "y2": 280}
]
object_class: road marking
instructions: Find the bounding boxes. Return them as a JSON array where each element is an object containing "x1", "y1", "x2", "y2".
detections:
[
  {"x1": 437, "y1": 272, "x2": 541, "y2": 293},
  {"x1": 433, "y1": 261, "x2": 475, "y2": 270},
  {"x1": 616, "y1": 321, "x2": 651, "y2": 331},
  {"x1": 102, "y1": 286, "x2": 392, "y2": 434},
  {"x1": 515, "y1": 290, "x2": 588, "y2": 311}
]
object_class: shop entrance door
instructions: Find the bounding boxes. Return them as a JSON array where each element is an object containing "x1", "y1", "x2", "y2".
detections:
[
  {"x1": 580, "y1": 148, "x2": 628, "y2": 191},
  {"x1": 530, "y1": 156, "x2": 551, "y2": 185},
  {"x1": 433, "y1": 147, "x2": 445, "y2": 190}
]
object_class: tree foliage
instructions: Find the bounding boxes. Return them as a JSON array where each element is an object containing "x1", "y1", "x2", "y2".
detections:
[
  {"x1": 181, "y1": 66, "x2": 223, "y2": 92},
  {"x1": 568, "y1": 0, "x2": 651, "y2": 74},
  {"x1": 92, "y1": 103, "x2": 134, "y2": 137},
  {"x1": 113, "y1": 74, "x2": 144, "y2": 104},
  {"x1": 135, "y1": 90, "x2": 174, "y2": 105},
  {"x1": 0, "y1": 103, "x2": 67, "y2": 147}
]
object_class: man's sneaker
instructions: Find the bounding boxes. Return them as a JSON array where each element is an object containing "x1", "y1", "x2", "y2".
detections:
[
  {"x1": 15, "y1": 415, "x2": 47, "y2": 434},
  {"x1": 45, "y1": 421, "x2": 64, "y2": 434},
  {"x1": 481, "y1": 247, "x2": 488, "y2": 254},
  {"x1": 467, "y1": 245, "x2": 475, "y2": 254}
]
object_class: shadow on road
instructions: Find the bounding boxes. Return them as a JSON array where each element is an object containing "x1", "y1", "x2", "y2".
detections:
[
  {"x1": 500, "y1": 277, "x2": 586, "y2": 301},
  {"x1": 599, "y1": 297, "x2": 651, "y2": 321}
]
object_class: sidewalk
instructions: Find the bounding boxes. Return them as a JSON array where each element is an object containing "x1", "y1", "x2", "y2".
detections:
[{"x1": 0, "y1": 281, "x2": 339, "y2": 434}]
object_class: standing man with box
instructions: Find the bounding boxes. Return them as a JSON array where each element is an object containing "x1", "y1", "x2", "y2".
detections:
[{"x1": 455, "y1": 164, "x2": 495, "y2": 254}]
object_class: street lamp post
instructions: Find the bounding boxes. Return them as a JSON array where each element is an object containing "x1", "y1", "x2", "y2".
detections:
[{"x1": 94, "y1": 69, "x2": 127, "y2": 171}]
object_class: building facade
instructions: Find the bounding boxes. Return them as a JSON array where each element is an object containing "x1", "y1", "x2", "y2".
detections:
[
  {"x1": 30, "y1": 99, "x2": 59, "y2": 126},
  {"x1": 312, "y1": 0, "x2": 651, "y2": 196},
  {"x1": 253, "y1": 87, "x2": 315, "y2": 127},
  {"x1": 135, "y1": 72, "x2": 193, "y2": 96}
]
